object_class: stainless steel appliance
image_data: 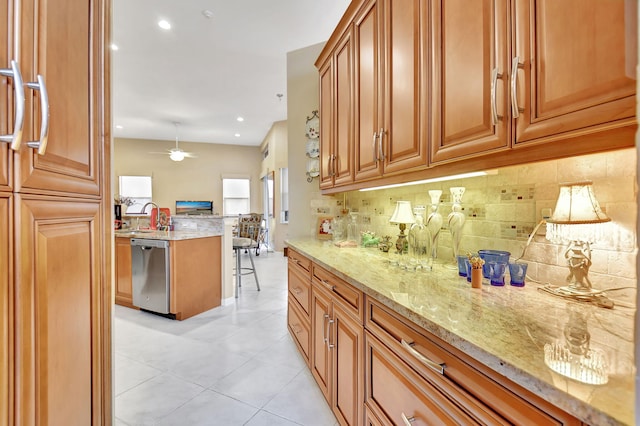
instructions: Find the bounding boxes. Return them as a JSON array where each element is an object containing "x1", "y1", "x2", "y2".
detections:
[{"x1": 131, "y1": 238, "x2": 171, "y2": 314}]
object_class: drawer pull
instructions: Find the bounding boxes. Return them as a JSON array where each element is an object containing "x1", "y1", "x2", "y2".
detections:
[
  {"x1": 0, "y1": 60, "x2": 25, "y2": 150},
  {"x1": 401, "y1": 413, "x2": 416, "y2": 425},
  {"x1": 320, "y1": 279, "x2": 335, "y2": 291},
  {"x1": 401, "y1": 339, "x2": 445, "y2": 375}
]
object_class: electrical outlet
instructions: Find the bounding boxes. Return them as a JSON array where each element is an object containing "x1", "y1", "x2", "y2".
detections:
[
  {"x1": 362, "y1": 199, "x2": 370, "y2": 207},
  {"x1": 541, "y1": 208, "x2": 552, "y2": 219}
]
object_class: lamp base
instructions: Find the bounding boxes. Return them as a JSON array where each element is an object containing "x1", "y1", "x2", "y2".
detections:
[{"x1": 539, "y1": 284, "x2": 614, "y2": 309}]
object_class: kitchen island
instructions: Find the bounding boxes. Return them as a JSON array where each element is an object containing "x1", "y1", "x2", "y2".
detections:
[
  {"x1": 286, "y1": 239, "x2": 634, "y2": 426},
  {"x1": 115, "y1": 229, "x2": 223, "y2": 320}
]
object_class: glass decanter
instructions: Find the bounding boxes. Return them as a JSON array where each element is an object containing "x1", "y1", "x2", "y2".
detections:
[
  {"x1": 408, "y1": 205, "x2": 429, "y2": 271},
  {"x1": 426, "y1": 190, "x2": 443, "y2": 266}
]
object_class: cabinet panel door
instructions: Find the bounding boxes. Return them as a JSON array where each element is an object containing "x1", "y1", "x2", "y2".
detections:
[
  {"x1": 115, "y1": 237, "x2": 134, "y2": 308},
  {"x1": 319, "y1": 61, "x2": 334, "y2": 190},
  {"x1": 0, "y1": 0, "x2": 11, "y2": 191},
  {"x1": 354, "y1": 0, "x2": 383, "y2": 181},
  {"x1": 382, "y1": 0, "x2": 428, "y2": 173},
  {"x1": 513, "y1": 0, "x2": 637, "y2": 145},
  {"x1": 334, "y1": 30, "x2": 354, "y2": 186},
  {"x1": 310, "y1": 284, "x2": 332, "y2": 402},
  {"x1": 0, "y1": 194, "x2": 11, "y2": 426},
  {"x1": 16, "y1": 0, "x2": 101, "y2": 196},
  {"x1": 332, "y1": 302, "x2": 363, "y2": 426},
  {"x1": 431, "y1": 0, "x2": 509, "y2": 164},
  {"x1": 15, "y1": 196, "x2": 102, "y2": 426}
]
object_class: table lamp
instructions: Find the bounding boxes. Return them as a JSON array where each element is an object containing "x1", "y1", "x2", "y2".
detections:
[
  {"x1": 390, "y1": 201, "x2": 415, "y2": 254},
  {"x1": 544, "y1": 181, "x2": 611, "y2": 301}
]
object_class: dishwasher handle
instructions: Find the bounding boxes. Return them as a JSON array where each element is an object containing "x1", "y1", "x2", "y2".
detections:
[{"x1": 140, "y1": 246, "x2": 155, "y2": 251}]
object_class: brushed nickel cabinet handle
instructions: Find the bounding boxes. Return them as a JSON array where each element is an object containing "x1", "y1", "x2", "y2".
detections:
[
  {"x1": 327, "y1": 318, "x2": 335, "y2": 349},
  {"x1": 510, "y1": 56, "x2": 524, "y2": 118},
  {"x1": 323, "y1": 313, "x2": 329, "y2": 343},
  {"x1": 401, "y1": 413, "x2": 416, "y2": 425},
  {"x1": 401, "y1": 339, "x2": 445, "y2": 375},
  {"x1": 25, "y1": 75, "x2": 49, "y2": 155},
  {"x1": 490, "y1": 67, "x2": 503, "y2": 125},
  {"x1": 372, "y1": 131, "x2": 379, "y2": 163},
  {"x1": 320, "y1": 279, "x2": 335, "y2": 291},
  {"x1": 378, "y1": 127, "x2": 385, "y2": 161},
  {"x1": 0, "y1": 60, "x2": 26, "y2": 150}
]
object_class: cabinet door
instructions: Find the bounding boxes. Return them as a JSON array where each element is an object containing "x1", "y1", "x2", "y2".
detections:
[
  {"x1": 15, "y1": 0, "x2": 101, "y2": 196},
  {"x1": 115, "y1": 237, "x2": 134, "y2": 308},
  {"x1": 0, "y1": 0, "x2": 11, "y2": 192},
  {"x1": 0, "y1": 194, "x2": 11, "y2": 426},
  {"x1": 430, "y1": 0, "x2": 510, "y2": 164},
  {"x1": 333, "y1": 29, "x2": 354, "y2": 187},
  {"x1": 513, "y1": 0, "x2": 637, "y2": 146},
  {"x1": 15, "y1": 196, "x2": 103, "y2": 426},
  {"x1": 310, "y1": 283, "x2": 332, "y2": 403},
  {"x1": 332, "y1": 301, "x2": 363, "y2": 426},
  {"x1": 354, "y1": 0, "x2": 383, "y2": 181},
  {"x1": 319, "y1": 60, "x2": 334, "y2": 190},
  {"x1": 382, "y1": 0, "x2": 428, "y2": 173}
]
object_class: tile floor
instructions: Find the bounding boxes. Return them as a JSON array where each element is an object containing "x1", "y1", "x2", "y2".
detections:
[{"x1": 114, "y1": 250, "x2": 338, "y2": 426}]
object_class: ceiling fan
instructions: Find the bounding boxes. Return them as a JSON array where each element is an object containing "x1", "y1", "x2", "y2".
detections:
[{"x1": 150, "y1": 122, "x2": 197, "y2": 161}]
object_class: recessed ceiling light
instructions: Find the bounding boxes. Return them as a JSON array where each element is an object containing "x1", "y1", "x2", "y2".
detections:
[
  {"x1": 115, "y1": 125, "x2": 123, "y2": 129},
  {"x1": 158, "y1": 20, "x2": 171, "y2": 30},
  {"x1": 202, "y1": 9, "x2": 214, "y2": 19},
  {"x1": 110, "y1": 43, "x2": 119, "y2": 51},
  {"x1": 234, "y1": 133, "x2": 240, "y2": 137},
  {"x1": 236, "y1": 117, "x2": 244, "y2": 122}
]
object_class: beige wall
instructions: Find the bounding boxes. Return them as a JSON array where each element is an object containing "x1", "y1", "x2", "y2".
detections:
[
  {"x1": 114, "y1": 137, "x2": 263, "y2": 216},
  {"x1": 286, "y1": 42, "x2": 336, "y2": 241}
]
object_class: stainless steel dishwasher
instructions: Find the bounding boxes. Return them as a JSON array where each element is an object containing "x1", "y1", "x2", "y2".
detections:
[{"x1": 131, "y1": 238, "x2": 171, "y2": 315}]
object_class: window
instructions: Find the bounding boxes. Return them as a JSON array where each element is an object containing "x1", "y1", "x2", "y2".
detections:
[{"x1": 222, "y1": 178, "x2": 250, "y2": 216}]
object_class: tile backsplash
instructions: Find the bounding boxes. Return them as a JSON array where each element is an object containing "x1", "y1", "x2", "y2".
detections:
[{"x1": 310, "y1": 148, "x2": 637, "y2": 306}]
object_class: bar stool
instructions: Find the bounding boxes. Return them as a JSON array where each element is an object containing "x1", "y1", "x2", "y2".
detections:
[{"x1": 233, "y1": 214, "x2": 261, "y2": 298}]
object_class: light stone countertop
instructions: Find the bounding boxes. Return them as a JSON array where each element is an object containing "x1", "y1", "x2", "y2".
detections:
[
  {"x1": 286, "y1": 239, "x2": 635, "y2": 426},
  {"x1": 114, "y1": 229, "x2": 223, "y2": 240}
]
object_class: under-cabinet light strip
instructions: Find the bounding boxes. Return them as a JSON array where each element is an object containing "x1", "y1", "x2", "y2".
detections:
[{"x1": 358, "y1": 171, "x2": 497, "y2": 192}]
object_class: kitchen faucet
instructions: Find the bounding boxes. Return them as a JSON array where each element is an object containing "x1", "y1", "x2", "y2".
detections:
[{"x1": 140, "y1": 201, "x2": 161, "y2": 230}]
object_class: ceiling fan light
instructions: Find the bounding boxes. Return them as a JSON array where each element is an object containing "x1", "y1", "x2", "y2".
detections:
[{"x1": 170, "y1": 150, "x2": 185, "y2": 161}]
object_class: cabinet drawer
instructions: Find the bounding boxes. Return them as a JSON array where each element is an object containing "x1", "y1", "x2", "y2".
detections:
[
  {"x1": 288, "y1": 299, "x2": 310, "y2": 365},
  {"x1": 365, "y1": 298, "x2": 580, "y2": 426},
  {"x1": 288, "y1": 249, "x2": 312, "y2": 276},
  {"x1": 365, "y1": 332, "x2": 489, "y2": 426},
  {"x1": 288, "y1": 263, "x2": 311, "y2": 315},
  {"x1": 312, "y1": 264, "x2": 363, "y2": 320}
]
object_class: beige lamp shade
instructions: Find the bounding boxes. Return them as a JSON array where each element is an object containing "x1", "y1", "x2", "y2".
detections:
[
  {"x1": 389, "y1": 201, "x2": 416, "y2": 225},
  {"x1": 546, "y1": 181, "x2": 610, "y2": 244},
  {"x1": 547, "y1": 181, "x2": 610, "y2": 224}
]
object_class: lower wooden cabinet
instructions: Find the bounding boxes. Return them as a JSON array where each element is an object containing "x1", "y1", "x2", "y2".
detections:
[
  {"x1": 365, "y1": 298, "x2": 582, "y2": 426},
  {"x1": 0, "y1": 193, "x2": 11, "y2": 426},
  {"x1": 115, "y1": 237, "x2": 136, "y2": 308},
  {"x1": 287, "y1": 298, "x2": 311, "y2": 365},
  {"x1": 310, "y1": 265, "x2": 363, "y2": 426},
  {"x1": 288, "y1": 250, "x2": 583, "y2": 426}
]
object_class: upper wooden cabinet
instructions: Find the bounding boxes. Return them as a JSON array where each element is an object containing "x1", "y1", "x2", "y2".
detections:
[
  {"x1": 512, "y1": 0, "x2": 637, "y2": 147},
  {"x1": 318, "y1": 30, "x2": 354, "y2": 190},
  {"x1": 431, "y1": 0, "x2": 637, "y2": 164},
  {"x1": 10, "y1": 0, "x2": 102, "y2": 197},
  {"x1": 354, "y1": 0, "x2": 429, "y2": 181},
  {"x1": 430, "y1": 0, "x2": 510, "y2": 164},
  {"x1": 318, "y1": 0, "x2": 636, "y2": 190},
  {"x1": 0, "y1": 0, "x2": 12, "y2": 192}
]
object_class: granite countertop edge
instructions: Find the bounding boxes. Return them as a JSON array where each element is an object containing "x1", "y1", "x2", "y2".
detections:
[{"x1": 285, "y1": 239, "x2": 634, "y2": 426}]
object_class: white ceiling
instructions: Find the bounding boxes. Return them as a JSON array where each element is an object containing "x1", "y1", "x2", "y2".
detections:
[{"x1": 111, "y1": 0, "x2": 351, "y2": 147}]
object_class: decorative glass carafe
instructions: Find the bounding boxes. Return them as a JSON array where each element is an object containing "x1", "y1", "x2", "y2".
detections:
[
  {"x1": 448, "y1": 187, "x2": 466, "y2": 260},
  {"x1": 332, "y1": 208, "x2": 349, "y2": 242},
  {"x1": 408, "y1": 205, "x2": 429, "y2": 271},
  {"x1": 426, "y1": 190, "x2": 443, "y2": 265},
  {"x1": 346, "y1": 212, "x2": 360, "y2": 244}
]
